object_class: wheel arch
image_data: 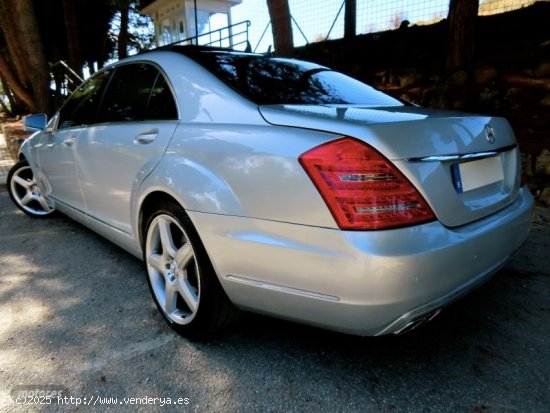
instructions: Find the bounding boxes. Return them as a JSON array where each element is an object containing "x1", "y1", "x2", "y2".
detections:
[
  {"x1": 134, "y1": 152, "x2": 245, "y2": 249},
  {"x1": 138, "y1": 191, "x2": 183, "y2": 250}
]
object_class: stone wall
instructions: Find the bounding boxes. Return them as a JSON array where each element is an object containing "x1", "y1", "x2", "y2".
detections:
[{"x1": 1, "y1": 119, "x2": 31, "y2": 161}]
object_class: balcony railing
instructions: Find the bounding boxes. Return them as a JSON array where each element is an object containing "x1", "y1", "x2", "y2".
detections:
[{"x1": 167, "y1": 20, "x2": 251, "y2": 50}]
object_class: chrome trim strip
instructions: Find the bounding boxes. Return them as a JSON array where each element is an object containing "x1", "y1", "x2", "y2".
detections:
[
  {"x1": 225, "y1": 275, "x2": 340, "y2": 302},
  {"x1": 407, "y1": 144, "x2": 517, "y2": 163},
  {"x1": 52, "y1": 197, "x2": 133, "y2": 236},
  {"x1": 49, "y1": 196, "x2": 84, "y2": 214}
]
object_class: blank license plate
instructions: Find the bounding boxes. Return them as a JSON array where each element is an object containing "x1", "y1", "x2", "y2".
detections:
[{"x1": 452, "y1": 156, "x2": 503, "y2": 193}]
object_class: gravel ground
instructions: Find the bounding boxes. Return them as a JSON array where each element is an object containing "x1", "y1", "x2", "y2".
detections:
[{"x1": 0, "y1": 185, "x2": 549, "y2": 413}]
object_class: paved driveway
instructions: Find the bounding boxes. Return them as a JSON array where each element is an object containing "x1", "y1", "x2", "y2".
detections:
[{"x1": 0, "y1": 186, "x2": 549, "y2": 412}]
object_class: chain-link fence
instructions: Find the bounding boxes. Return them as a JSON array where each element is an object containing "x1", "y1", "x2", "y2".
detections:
[{"x1": 231, "y1": 0, "x2": 544, "y2": 52}]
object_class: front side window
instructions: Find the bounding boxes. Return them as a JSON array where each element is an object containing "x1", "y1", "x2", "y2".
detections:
[{"x1": 57, "y1": 70, "x2": 112, "y2": 129}]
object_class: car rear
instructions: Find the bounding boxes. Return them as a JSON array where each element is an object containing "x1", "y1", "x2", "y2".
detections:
[{"x1": 167, "y1": 49, "x2": 534, "y2": 335}]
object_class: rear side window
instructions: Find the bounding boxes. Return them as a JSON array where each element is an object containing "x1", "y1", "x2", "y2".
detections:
[
  {"x1": 97, "y1": 63, "x2": 178, "y2": 123},
  {"x1": 146, "y1": 74, "x2": 178, "y2": 120},
  {"x1": 58, "y1": 70, "x2": 112, "y2": 129}
]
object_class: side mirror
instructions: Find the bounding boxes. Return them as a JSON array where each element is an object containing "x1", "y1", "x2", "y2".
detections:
[{"x1": 24, "y1": 113, "x2": 48, "y2": 131}]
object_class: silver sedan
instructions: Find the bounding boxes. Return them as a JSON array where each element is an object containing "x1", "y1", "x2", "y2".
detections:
[{"x1": 8, "y1": 47, "x2": 534, "y2": 337}]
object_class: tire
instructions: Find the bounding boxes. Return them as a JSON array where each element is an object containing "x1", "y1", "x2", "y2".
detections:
[
  {"x1": 7, "y1": 160, "x2": 55, "y2": 217},
  {"x1": 143, "y1": 201, "x2": 239, "y2": 338}
]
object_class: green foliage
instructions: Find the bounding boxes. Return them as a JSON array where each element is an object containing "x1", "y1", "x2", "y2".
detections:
[
  {"x1": 109, "y1": 2, "x2": 155, "y2": 60},
  {"x1": 0, "y1": 0, "x2": 154, "y2": 115}
]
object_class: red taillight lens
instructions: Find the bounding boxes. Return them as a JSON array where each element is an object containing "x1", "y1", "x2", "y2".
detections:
[{"x1": 299, "y1": 137, "x2": 436, "y2": 230}]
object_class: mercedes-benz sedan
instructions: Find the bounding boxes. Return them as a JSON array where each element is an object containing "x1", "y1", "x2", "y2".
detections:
[{"x1": 8, "y1": 47, "x2": 533, "y2": 337}]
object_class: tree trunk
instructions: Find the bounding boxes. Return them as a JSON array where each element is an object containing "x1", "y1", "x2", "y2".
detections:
[
  {"x1": 0, "y1": 0, "x2": 52, "y2": 114},
  {"x1": 266, "y1": 0, "x2": 294, "y2": 56},
  {"x1": 63, "y1": 0, "x2": 83, "y2": 78},
  {"x1": 344, "y1": 0, "x2": 356, "y2": 39},
  {"x1": 118, "y1": 0, "x2": 130, "y2": 59},
  {"x1": 0, "y1": 1, "x2": 31, "y2": 89},
  {"x1": 0, "y1": 53, "x2": 37, "y2": 112},
  {"x1": 447, "y1": 0, "x2": 479, "y2": 73}
]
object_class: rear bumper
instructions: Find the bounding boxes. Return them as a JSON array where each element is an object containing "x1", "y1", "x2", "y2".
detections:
[{"x1": 189, "y1": 187, "x2": 534, "y2": 336}]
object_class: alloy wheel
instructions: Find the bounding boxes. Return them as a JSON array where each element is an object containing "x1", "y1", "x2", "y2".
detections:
[
  {"x1": 145, "y1": 214, "x2": 200, "y2": 325},
  {"x1": 9, "y1": 163, "x2": 54, "y2": 216}
]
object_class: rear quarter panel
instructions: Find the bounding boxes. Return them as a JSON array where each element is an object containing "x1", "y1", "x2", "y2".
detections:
[{"x1": 136, "y1": 123, "x2": 340, "y2": 229}]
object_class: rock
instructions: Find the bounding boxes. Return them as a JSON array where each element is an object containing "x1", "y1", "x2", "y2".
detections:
[
  {"x1": 399, "y1": 20, "x2": 410, "y2": 30},
  {"x1": 534, "y1": 61, "x2": 550, "y2": 78},
  {"x1": 479, "y1": 87, "x2": 499, "y2": 105},
  {"x1": 388, "y1": 73, "x2": 400, "y2": 86},
  {"x1": 504, "y1": 87, "x2": 524, "y2": 111},
  {"x1": 539, "y1": 187, "x2": 550, "y2": 207},
  {"x1": 474, "y1": 65, "x2": 498, "y2": 84},
  {"x1": 541, "y1": 94, "x2": 550, "y2": 106},
  {"x1": 451, "y1": 97, "x2": 466, "y2": 110},
  {"x1": 399, "y1": 93, "x2": 412, "y2": 102},
  {"x1": 521, "y1": 153, "x2": 533, "y2": 178},
  {"x1": 398, "y1": 71, "x2": 421, "y2": 88},
  {"x1": 422, "y1": 87, "x2": 448, "y2": 109},
  {"x1": 2, "y1": 123, "x2": 30, "y2": 161},
  {"x1": 380, "y1": 71, "x2": 400, "y2": 86},
  {"x1": 447, "y1": 70, "x2": 468, "y2": 87},
  {"x1": 350, "y1": 64, "x2": 362, "y2": 76},
  {"x1": 535, "y1": 149, "x2": 550, "y2": 175}
]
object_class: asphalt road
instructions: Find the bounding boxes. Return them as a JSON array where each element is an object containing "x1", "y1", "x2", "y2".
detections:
[{"x1": 0, "y1": 185, "x2": 549, "y2": 413}]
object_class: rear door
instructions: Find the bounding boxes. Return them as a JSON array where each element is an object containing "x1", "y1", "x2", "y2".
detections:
[{"x1": 76, "y1": 62, "x2": 179, "y2": 234}]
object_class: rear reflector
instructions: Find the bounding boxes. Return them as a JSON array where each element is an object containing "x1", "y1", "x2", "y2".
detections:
[{"x1": 299, "y1": 137, "x2": 436, "y2": 230}]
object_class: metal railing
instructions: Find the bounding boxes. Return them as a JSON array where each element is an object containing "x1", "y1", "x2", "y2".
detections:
[
  {"x1": 50, "y1": 60, "x2": 83, "y2": 98},
  {"x1": 168, "y1": 20, "x2": 251, "y2": 50}
]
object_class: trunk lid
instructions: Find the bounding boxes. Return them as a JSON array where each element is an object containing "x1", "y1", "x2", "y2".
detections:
[{"x1": 259, "y1": 104, "x2": 521, "y2": 228}]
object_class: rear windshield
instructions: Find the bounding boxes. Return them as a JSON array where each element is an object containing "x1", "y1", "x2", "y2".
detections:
[{"x1": 187, "y1": 51, "x2": 403, "y2": 107}]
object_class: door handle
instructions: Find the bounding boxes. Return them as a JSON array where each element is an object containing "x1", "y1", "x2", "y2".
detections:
[
  {"x1": 63, "y1": 137, "x2": 76, "y2": 146},
  {"x1": 135, "y1": 130, "x2": 158, "y2": 144}
]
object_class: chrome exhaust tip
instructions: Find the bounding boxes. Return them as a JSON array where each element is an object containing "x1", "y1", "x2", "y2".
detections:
[{"x1": 393, "y1": 309, "x2": 442, "y2": 335}]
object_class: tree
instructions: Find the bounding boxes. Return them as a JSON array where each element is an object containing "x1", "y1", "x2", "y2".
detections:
[
  {"x1": 63, "y1": 0, "x2": 83, "y2": 77},
  {"x1": 110, "y1": 1, "x2": 154, "y2": 60},
  {"x1": 0, "y1": 0, "x2": 52, "y2": 114},
  {"x1": 0, "y1": 0, "x2": 150, "y2": 115},
  {"x1": 114, "y1": 0, "x2": 130, "y2": 59},
  {"x1": 447, "y1": 0, "x2": 479, "y2": 73},
  {"x1": 344, "y1": 0, "x2": 356, "y2": 39},
  {"x1": 266, "y1": 0, "x2": 293, "y2": 56}
]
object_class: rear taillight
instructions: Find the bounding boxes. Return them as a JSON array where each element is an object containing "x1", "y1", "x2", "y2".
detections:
[{"x1": 299, "y1": 137, "x2": 436, "y2": 230}]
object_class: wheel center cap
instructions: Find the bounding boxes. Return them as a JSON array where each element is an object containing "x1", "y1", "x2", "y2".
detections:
[{"x1": 170, "y1": 261, "x2": 178, "y2": 275}]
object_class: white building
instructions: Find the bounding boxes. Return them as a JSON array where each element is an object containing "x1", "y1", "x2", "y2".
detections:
[{"x1": 141, "y1": 0, "x2": 244, "y2": 47}]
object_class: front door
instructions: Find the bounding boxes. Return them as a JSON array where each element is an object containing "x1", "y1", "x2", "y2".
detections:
[
  {"x1": 37, "y1": 70, "x2": 112, "y2": 213},
  {"x1": 37, "y1": 126, "x2": 85, "y2": 212}
]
